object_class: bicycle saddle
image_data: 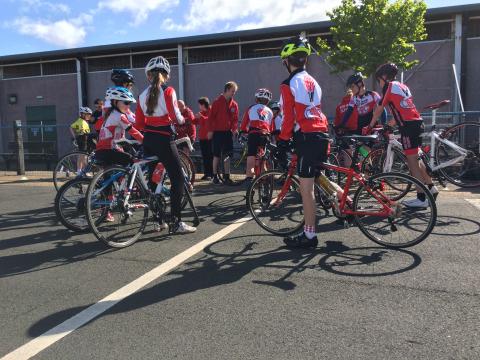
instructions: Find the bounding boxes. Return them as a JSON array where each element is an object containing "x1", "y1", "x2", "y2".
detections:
[
  {"x1": 340, "y1": 134, "x2": 379, "y2": 143},
  {"x1": 424, "y1": 99, "x2": 450, "y2": 110}
]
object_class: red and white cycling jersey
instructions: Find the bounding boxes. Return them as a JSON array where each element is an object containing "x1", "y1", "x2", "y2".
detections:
[
  {"x1": 102, "y1": 103, "x2": 135, "y2": 124},
  {"x1": 273, "y1": 114, "x2": 283, "y2": 133},
  {"x1": 240, "y1": 104, "x2": 274, "y2": 134},
  {"x1": 381, "y1": 81, "x2": 421, "y2": 124},
  {"x1": 350, "y1": 91, "x2": 381, "y2": 116},
  {"x1": 334, "y1": 94, "x2": 357, "y2": 130},
  {"x1": 279, "y1": 69, "x2": 328, "y2": 141},
  {"x1": 96, "y1": 110, "x2": 143, "y2": 151},
  {"x1": 135, "y1": 85, "x2": 184, "y2": 131}
]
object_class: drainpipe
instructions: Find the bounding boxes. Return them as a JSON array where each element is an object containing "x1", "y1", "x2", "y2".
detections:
[{"x1": 177, "y1": 44, "x2": 185, "y2": 101}]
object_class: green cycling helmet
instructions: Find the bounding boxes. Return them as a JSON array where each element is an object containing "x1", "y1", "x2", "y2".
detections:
[{"x1": 280, "y1": 36, "x2": 313, "y2": 59}]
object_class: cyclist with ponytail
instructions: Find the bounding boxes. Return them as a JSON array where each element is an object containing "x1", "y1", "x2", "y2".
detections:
[{"x1": 135, "y1": 56, "x2": 196, "y2": 234}]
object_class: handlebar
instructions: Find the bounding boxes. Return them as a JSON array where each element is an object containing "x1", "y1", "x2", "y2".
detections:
[{"x1": 114, "y1": 138, "x2": 142, "y2": 146}]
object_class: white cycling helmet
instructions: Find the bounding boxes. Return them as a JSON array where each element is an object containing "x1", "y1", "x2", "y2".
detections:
[
  {"x1": 105, "y1": 86, "x2": 136, "y2": 103},
  {"x1": 79, "y1": 106, "x2": 93, "y2": 115},
  {"x1": 255, "y1": 88, "x2": 273, "y2": 101},
  {"x1": 145, "y1": 56, "x2": 171, "y2": 77}
]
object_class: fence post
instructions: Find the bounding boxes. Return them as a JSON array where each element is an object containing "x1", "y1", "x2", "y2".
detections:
[{"x1": 13, "y1": 120, "x2": 25, "y2": 175}]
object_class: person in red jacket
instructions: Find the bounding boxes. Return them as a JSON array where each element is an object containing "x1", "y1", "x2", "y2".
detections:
[
  {"x1": 239, "y1": 88, "x2": 273, "y2": 183},
  {"x1": 193, "y1": 97, "x2": 213, "y2": 180},
  {"x1": 176, "y1": 100, "x2": 196, "y2": 154},
  {"x1": 333, "y1": 89, "x2": 357, "y2": 134},
  {"x1": 276, "y1": 36, "x2": 330, "y2": 249},
  {"x1": 208, "y1": 81, "x2": 239, "y2": 185}
]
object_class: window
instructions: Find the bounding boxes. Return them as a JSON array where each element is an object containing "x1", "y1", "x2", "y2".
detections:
[
  {"x1": 87, "y1": 55, "x2": 131, "y2": 72},
  {"x1": 467, "y1": 18, "x2": 480, "y2": 38},
  {"x1": 3, "y1": 63, "x2": 41, "y2": 79},
  {"x1": 131, "y1": 51, "x2": 178, "y2": 68},
  {"x1": 425, "y1": 22, "x2": 452, "y2": 41},
  {"x1": 241, "y1": 40, "x2": 283, "y2": 59},
  {"x1": 42, "y1": 60, "x2": 76, "y2": 75},
  {"x1": 187, "y1": 45, "x2": 239, "y2": 64}
]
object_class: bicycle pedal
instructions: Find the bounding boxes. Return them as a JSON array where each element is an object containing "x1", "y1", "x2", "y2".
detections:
[{"x1": 343, "y1": 220, "x2": 350, "y2": 229}]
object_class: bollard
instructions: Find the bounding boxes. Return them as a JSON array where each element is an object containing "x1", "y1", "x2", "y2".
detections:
[{"x1": 13, "y1": 120, "x2": 25, "y2": 175}]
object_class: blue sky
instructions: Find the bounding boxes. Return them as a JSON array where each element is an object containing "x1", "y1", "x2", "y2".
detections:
[{"x1": 0, "y1": 0, "x2": 476, "y2": 56}]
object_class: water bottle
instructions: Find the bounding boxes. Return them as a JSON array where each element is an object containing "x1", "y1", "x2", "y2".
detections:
[
  {"x1": 317, "y1": 173, "x2": 337, "y2": 195},
  {"x1": 358, "y1": 145, "x2": 369, "y2": 158},
  {"x1": 152, "y1": 163, "x2": 166, "y2": 194}
]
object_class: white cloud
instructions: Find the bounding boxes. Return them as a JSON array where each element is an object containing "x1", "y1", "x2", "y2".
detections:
[
  {"x1": 18, "y1": 0, "x2": 71, "y2": 14},
  {"x1": 163, "y1": 0, "x2": 340, "y2": 32},
  {"x1": 98, "y1": 0, "x2": 179, "y2": 26},
  {"x1": 7, "y1": 13, "x2": 93, "y2": 48}
]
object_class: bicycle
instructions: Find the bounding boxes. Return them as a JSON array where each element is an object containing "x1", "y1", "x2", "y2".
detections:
[
  {"x1": 52, "y1": 150, "x2": 99, "y2": 191},
  {"x1": 362, "y1": 100, "x2": 480, "y2": 188},
  {"x1": 85, "y1": 139, "x2": 200, "y2": 248},
  {"x1": 247, "y1": 135, "x2": 437, "y2": 249},
  {"x1": 176, "y1": 136, "x2": 196, "y2": 186}
]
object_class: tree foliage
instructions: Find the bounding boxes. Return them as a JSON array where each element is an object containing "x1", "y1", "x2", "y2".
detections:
[{"x1": 317, "y1": 0, "x2": 427, "y2": 77}]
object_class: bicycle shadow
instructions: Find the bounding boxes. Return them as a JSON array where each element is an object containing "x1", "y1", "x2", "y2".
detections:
[
  {"x1": 27, "y1": 235, "x2": 421, "y2": 337},
  {"x1": 0, "y1": 206, "x2": 56, "y2": 232},
  {"x1": 430, "y1": 215, "x2": 480, "y2": 236}
]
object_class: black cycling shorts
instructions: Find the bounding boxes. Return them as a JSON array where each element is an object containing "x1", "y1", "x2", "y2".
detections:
[
  {"x1": 247, "y1": 132, "x2": 269, "y2": 156},
  {"x1": 212, "y1": 131, "x2": 233, "y2": 157},
  {"x1": 76, "y1": 135, "x2": 88, "y2": 152},
  {"x1": 399, "y1": 120, "x2": 424, "y2": 155},
  {"x1": 95, "y1": 149, "x2": 133, "y2": 167},
  {"x1": 294, "y1": 132, "x2": 330, "y2": 178}
]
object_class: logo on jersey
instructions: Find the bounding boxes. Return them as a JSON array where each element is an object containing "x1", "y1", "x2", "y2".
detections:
[
  {"x1": 256, "y1": 107, "x2": 269, "y2": 121},
  {"x1": 303, "y1": 76, "x2": 316, "y2": 102},
  {"x1": 304, "y1": 105, "x2": 323, "y2": 120}
]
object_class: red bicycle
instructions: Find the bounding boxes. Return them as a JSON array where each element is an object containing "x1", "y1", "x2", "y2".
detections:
[{"x1": 246, "y1": 136, "x2": 437, "y2": 248}]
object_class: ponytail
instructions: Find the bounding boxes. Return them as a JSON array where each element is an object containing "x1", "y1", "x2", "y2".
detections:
[
  {"x1": 146, "y1": 70, "x2": 167, "y2": 116},
  {"x1": 103, "y1": 106, "x2": 114, "y2": 123}
]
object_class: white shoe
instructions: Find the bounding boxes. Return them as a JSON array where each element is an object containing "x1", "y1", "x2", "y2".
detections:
[
  {"x1": 429, "y1": 186, "x2": 439, "y2": 200},
  {"x1": 402, "y1": 198, "x2": 429, "y2": 208},
  {"x1": 153, "y1": 222, "x2": 168, "y2": 232},
  {"x1": 175, "y1": 221, "x2": 197, "y2": 234}
]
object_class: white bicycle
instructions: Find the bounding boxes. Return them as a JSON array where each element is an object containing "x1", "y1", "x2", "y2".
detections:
[{"x1": 362, "y1": 100, "x2": 480, "y2": 188}]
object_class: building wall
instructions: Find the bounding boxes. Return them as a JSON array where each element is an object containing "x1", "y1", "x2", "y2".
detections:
[
  {"x1": 0, "y1": 74, "x2": 78, "y2": 156},
  {"x1": 465, "y1": 38, "x2": 480, "y2": 111}
]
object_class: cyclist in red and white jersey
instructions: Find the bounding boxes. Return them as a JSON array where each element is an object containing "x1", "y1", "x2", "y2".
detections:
[
  {"x1": 135, "y1": 56, "x2": 196, "y2": 234},
  {"x1": 276, "y1": 36, "x2": 329, "y2": 249},
  {"x1": 368, "y1": 62, "x2": 437, "y2": 207},
  {"x1": 268, "y1": 101, "x2": 282, "y2": 144},
  {"x1": 333, "y1": 89, "x2": 357, "y2": 134},
  {"x1": 104, "y1": 70, "x2": 136, "y2": 124},
  {"x1": 176, "y1": 100, "x2": 196, "y2": 154},
  {"x1": 240, "y1": 88, "x2": 274, "y2": 183}
]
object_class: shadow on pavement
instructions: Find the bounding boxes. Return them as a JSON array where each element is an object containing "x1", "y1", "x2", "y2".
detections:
[
  {"x1": 28, "y1": 235, "x2": 420, "y2": 337},
  {"x1": 0, "y1": 206, "x2": 56, "y2": 232},
  {"x1": 432, "y1": 215, "x2": 480, "y2": 236}
]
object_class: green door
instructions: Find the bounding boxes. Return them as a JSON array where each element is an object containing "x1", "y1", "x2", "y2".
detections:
[{"x1": 26, "y1": 105, "x2": 57, "y2": 154}]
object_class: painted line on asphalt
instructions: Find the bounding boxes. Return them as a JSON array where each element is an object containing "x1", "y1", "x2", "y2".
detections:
[
  {"x1": 465, "y1": 198, "x2": 480, "y2": 211},
  {"x1": 0, "y1": 216, "x2": 252, "y2": 360}
]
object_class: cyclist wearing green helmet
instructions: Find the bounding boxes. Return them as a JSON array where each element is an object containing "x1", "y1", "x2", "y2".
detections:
[{"x1": 276, "y1": 35, "x2": 329, "y2": 249}]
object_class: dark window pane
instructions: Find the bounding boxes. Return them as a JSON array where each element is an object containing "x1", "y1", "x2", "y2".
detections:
[
  {"x1": 467, "y1": 18, "x2": 480, "y2": 38},
  {"x1": 3, "y1": 63, "x2": 41, "y2": 79},
  {"x1": 425, "y1": 22, "x2": 452, "y2": 41},
  {"x1": 241, "y1": 40, "x2": 283, "y2": 59},
  {"x1": 42, "y1": 60, "x2": 76, "y2": 75},
  {"x1": 87, "y1": 55, "x2": 131, "y2": 72},
  {"x1": 132, "y1": 51, "x2": 178, "y2": 68},
  {"x1": 188, "y1": 45, "x2": 239, "y2": 64}
]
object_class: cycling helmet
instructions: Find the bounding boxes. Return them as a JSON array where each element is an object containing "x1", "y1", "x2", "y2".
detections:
[
  {"x1": 346, "y1": 72, "x2": 364, "y2": 87},
  {"x1": 268, "y1": 101, "x2": 280, "y2": 111},
  {"x1": 255, "y1": 88, "x2": 273, "y2": 101},
  {"x1": 145, "y1": 56, "x2": 171, "y2": 76},
  {"x1": 105, "y1": 87, "x2": 136, "y2": 103},
  {"x1": 280, "y1": 36, "x2": 313, "y2": 59},
  {"x1": 79, "y1": 106, "x2": 93, "y2": 115},
  {"x1": 111, "y1": 69, "x2": 134, "y2": 85},
  {"x1": 375, "y1": 63, "x2": 398, "y2": 81}
]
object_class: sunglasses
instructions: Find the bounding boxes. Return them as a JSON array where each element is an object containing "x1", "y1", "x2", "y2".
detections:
[{"x1": 122, "y1": 101, "x2": 132, "y2": 105}]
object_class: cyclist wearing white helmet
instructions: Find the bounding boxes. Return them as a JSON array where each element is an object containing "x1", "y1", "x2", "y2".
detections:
[
  {"x1": 135, "y1": 56, "x2": 196, "y2": 234},
  {"x1": 268, "y1": 100, "x2": 282, "y2": 144},
  {"x1": 104, "y1": 69, "x2": 136, "y2": 124},
  {"x1": 96, "y1": 87, "x2": 143, "y2": 164},
  {"x1": 239, "y1": 88, "x2": 274, "y2": 183},
  {"x1": 70, "y1": 106, "x2": 93, "y2": 152}
]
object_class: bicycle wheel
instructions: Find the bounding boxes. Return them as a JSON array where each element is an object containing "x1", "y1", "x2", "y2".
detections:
[
  {"x1": 179, "y1": 150, "x2": 196, "y2": 185},
  {"x1": 54, "y1": 178, "x2": 91, "y2": 232},
  {"x1": 353, "y1": 172, "x2": 436, "y2": 248},
  {"x1": 247, "y1": 171, "x2": 304, "y2": 235},
  {"x1": 436, "y1": 122, "x2": 480, "y2": 187},
  {"x1": 86, "y1": 166, "x2": 149, "y2": 248},
  {"x1": 53, "y1": 151, "x2": 89, "y2": 191}
]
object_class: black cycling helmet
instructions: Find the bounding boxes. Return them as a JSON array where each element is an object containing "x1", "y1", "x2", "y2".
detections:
[
  {"x1": 346, "y1": 72, "x2": 364, "y2": 87},
  {"x1": 268, "y1": 101, "x2": 280, "y2": 111},
  {"x1": 111, "y1": 69, "x2": 135, "y2": 85},
  {"x1": 375, "y1": 63, "x2": 398, "y2": 81}
]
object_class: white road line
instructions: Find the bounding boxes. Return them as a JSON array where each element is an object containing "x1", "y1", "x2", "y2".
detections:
[
  {"x1": 465, "y1": 198, "x2": 480, "y2": 210},
  {"x1": 1, "y1": 216, "x2": 252, "y2": 360}
]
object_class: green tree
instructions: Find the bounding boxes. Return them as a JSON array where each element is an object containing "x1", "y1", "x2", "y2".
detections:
[{"x1": 317, "y1": 0, "x2": 427, "y2": 77}]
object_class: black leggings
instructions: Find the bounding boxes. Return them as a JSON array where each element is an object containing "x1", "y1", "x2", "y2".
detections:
[
  {"x1": 144, "y1": 131, "x2": 185, "y2": 221},
  {"x1": 199, "y1": 139, "x2": 213, "y2": 177}
]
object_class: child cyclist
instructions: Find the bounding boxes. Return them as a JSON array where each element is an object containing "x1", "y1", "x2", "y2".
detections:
[
  {"x1": 276, "y1": 36, "x2": 330, "y2": 249},
  {"x1": 367, "y1": 62, "x2": 438, "y2": 207},
  {"x1": 135, "y1": 56, "x2": 196, "y2": 234},
  {"x1": 105, "y1": 69, "x2": 136, "y2": 124},
  {"x1": 239, "y1": 88, "x2": 274, "y2": 184},
  {"x1": 268, "y1": 100, "x2": 283, "y2": 144},
  {"x1": 70, "y1": 107, "x2": 94, "y2": 173}
]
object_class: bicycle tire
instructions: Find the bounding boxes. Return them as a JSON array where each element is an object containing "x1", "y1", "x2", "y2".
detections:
[
  {"x1": 353, "y1": 172, "x2": 436, "y2": 248},
  {"x1": 179, "y1": 150, "x2": 196, "y2": 185},
  {"x1": 53, "y1": 151, "x2": 89, "y2": 191},
  {"x1": 86, "y1": 166, "x2": 149, "y2": 248},
  {"x1": 54, "y1": 178, "x2": 91, "y2": 233},
  {"x1": 436, "y1": 121, "x2": 480, "y2": 188}
]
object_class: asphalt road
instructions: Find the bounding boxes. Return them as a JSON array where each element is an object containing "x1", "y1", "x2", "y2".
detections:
[{"x1": 0, "y1": 180, "x2": 479, "y2": 359}]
